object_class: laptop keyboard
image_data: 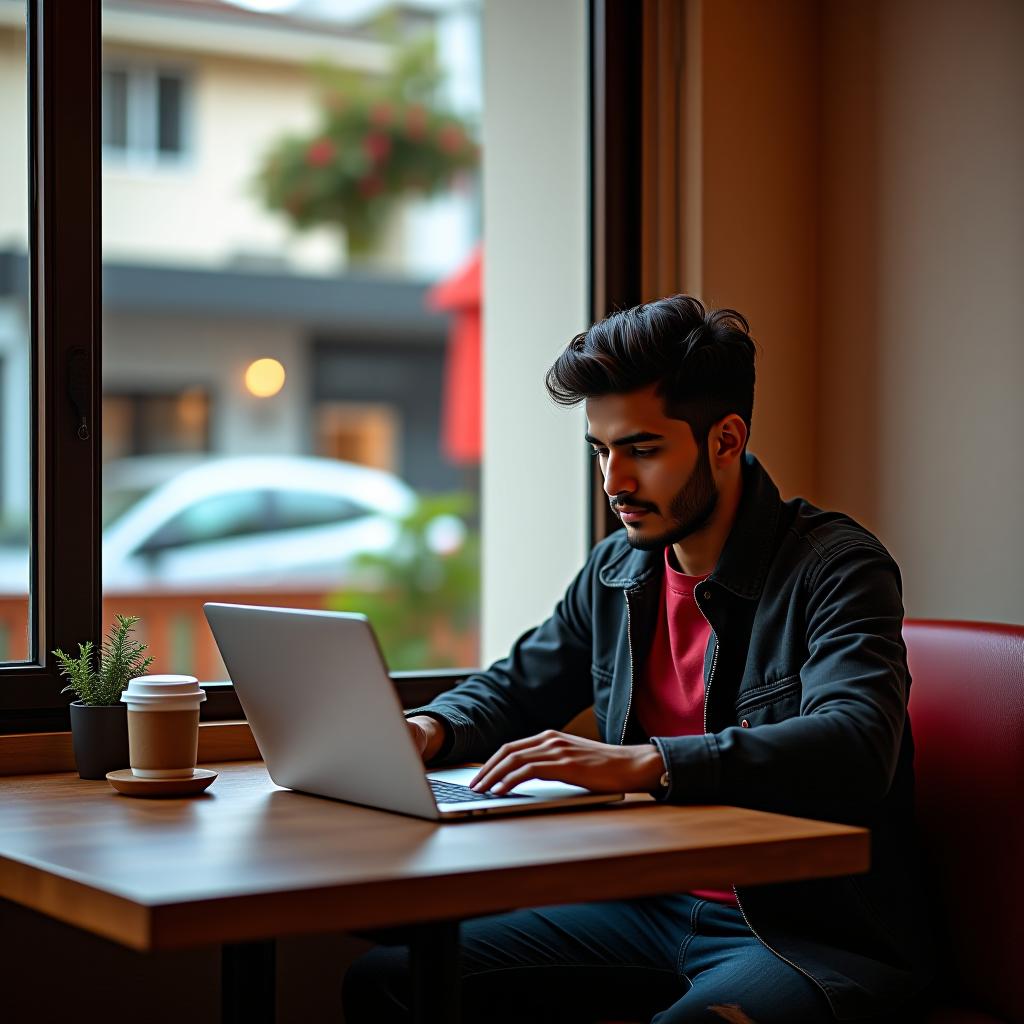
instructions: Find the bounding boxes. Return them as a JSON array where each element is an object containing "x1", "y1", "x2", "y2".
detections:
[{"x1": 429, "y1": 779, "x2": 532, "y2": 804}]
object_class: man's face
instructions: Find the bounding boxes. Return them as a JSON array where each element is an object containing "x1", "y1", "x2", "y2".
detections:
[{"x1": 585, "y1": 385, "x2": 718, "y2": 552}]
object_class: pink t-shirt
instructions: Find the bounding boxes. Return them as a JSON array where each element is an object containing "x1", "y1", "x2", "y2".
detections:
[{"x1": 636, "y1": 547, "x2": 738, "y2": 906}]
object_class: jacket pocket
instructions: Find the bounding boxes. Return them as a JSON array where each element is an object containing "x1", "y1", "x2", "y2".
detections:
[{"x1": 734, "y1": 673, "x2": 801, "y2": 724}]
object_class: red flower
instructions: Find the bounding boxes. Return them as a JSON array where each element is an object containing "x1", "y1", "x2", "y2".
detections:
[
  {"x1": 405, "y1": 104, "x2": 428, "y2": 141},
  {"x1": 369, "y1": 102, "x2": 394, "y2": 127},
  {"x1": 358, "y1": 176, "x2": 383, "y2": 199},
  {"x1": 363, "y1": 132, "x2": 392, "y2": 163},
  {"x1": 306, "y1": 138, "x2": 335, "y2": 167},
  {"x1": 437, "y1": 123, "x2": 465, "y2": 154}
]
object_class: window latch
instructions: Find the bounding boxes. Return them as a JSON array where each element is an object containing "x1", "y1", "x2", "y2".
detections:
[{"x1": 67, "y1": 347, "x2": 90, "y2": 440}]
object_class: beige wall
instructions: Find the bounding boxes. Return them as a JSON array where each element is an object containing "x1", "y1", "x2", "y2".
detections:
[
  {"x1": 688, "y1": 0, "x2": 1023, "y2": 624},
  {"x1": 819, "y1": 0, "x2": 1024, "y2": 623}
]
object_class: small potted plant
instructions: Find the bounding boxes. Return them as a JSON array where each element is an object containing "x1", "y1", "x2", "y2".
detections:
[{"x1": 53, "y1": 614, "x2": 154, "y2": 780}]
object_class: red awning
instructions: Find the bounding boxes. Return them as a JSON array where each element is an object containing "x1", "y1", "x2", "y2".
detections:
[{"x1": 426, "y1": 245, "x2": 481, "y2": 465}]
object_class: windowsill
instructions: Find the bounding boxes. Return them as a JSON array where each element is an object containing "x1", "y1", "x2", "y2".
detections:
[
  {"x1": 0, "y1": 720, "x2": 258, "y2": 778},
  {"x1": 0, "y1": 670, "x2": 476, "y2": 777}
]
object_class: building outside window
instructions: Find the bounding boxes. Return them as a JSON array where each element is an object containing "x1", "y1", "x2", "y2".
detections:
[{"x1": 96, "y1": 0, "x2": 483, "y2": 677}]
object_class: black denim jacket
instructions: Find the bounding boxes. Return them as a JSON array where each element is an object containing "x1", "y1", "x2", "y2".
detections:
[{"x1": 410, "y1": 453, "x2": 934, "y2": 1020}]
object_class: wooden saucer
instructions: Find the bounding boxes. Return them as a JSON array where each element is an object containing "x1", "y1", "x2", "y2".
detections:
[{"x1": 106, "y1": 768, "x2": 218, "y2": 798}]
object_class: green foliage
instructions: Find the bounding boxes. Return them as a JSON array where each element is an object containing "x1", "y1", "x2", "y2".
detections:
[
  {"x1": 256, "y1": 27, "x2": 479, "y2": 255},
  {"x1": 53, "y1": 615, "x2": 154, "y2": 706},
  {"x1": 329, "y1": 493, "x2": 479, "y2": 670}
]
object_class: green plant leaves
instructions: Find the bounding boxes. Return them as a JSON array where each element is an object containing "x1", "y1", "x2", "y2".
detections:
[{"x1": 53, "y1": 615, "x2": 154, "y2": 707}]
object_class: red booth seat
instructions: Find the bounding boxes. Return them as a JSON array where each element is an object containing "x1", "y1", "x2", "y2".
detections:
[{"x1": 906, "y1": 620, "x2": 1023, "y2": 1024}]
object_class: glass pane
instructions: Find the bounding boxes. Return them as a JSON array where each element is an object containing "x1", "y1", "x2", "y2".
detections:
[
  {"x1": 101, "y1": 0, "x2": 483, "y2": 676},
  {"x1": 0, "y1": 1, "x2": 31, "y2": 663},
  {"x1": 102, "y1": 68, "x2": 128, "y2": 149},
  {"x1": 156, "y1": 73, "x2": 182, "y2": 155}
]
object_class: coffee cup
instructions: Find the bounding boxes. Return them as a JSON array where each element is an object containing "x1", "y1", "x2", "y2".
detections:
[{"x1": 121, "y1": 675, "x2": 207, "y2": 779}]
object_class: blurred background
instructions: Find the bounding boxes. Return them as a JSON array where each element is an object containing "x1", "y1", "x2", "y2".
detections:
[{"x1": 0, "y1": 0, "x2": 484, "y2": 674}]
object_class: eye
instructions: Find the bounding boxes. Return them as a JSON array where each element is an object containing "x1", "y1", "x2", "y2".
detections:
[
  {"x1": 631, "y1": 448, "x2": 658, "y2": 458},
  {"x1": 589, "y1": 448, "x2": 608, "y2": 459}
]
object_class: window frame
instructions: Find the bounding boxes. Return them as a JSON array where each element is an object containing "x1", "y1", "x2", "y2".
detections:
[
  {"x1": 0, "y1": 0, "x2": 489, "y2": 734},
  {"x1": 589, "y1": 0, "x2": 644, "y2": 545},
  {"x1": 0, "y1": 0, "x2": 103, "y2": 733}
]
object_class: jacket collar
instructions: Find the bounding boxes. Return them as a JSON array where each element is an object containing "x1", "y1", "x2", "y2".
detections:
[{"x1": 598, "y1": 452, "x2": 782, "y2": 600}]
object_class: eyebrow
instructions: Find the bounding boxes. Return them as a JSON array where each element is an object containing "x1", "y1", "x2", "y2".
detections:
[{"x1": 584, "y1": 431, "x2": 665, "y2": 447}]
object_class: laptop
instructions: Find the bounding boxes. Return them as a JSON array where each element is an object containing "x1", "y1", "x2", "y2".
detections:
[{"x1": 203, "y1": 603, "x2": 623, "y2": 820}]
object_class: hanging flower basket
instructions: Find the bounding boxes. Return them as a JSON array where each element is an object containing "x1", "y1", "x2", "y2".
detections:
[{"x1": 257, "y1": 34, "x2": 479, "y2": 259}]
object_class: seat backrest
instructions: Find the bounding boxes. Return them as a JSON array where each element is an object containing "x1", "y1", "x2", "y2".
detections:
[{"x1": 904, "y1": 620, "x2": 1024, "y2": 1024}]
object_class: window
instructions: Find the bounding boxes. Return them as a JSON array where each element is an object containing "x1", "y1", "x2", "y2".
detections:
[
  {"x1": 1, "y1": 0, "x2": 105, "y2": 731},
  {"x1": 1, "y1": 0, "x2": 590, "y2": 732},
  {"x1": 100, "y1": 0, "x2": 483, "y2": 676},
  {"x1": 102, "y1": 391, "x2": 211, "y2": 461},
  {"x1": 102, "y1": 64, "x2": 191, "y2": 164},
  {"x1": 0, "y1": 4, "x2": 30, "y2": 667}
]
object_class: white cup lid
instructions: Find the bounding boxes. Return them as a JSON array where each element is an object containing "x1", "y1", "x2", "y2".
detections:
[{"x1": 122, "y1": 674, "x2": 205, "y2": 701}]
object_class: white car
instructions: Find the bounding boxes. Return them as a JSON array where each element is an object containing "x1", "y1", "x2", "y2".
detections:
[
  {"x1": 98, "y1": 455, "x2": 416, "y2": 592},
  {"x1": 0, "y1": 455, "x2": 417, "y2": 595}
]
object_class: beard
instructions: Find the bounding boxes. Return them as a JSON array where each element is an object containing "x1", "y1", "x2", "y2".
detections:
[{"x1": 613, "y1": 443, "x2": 719, "y2": 552}]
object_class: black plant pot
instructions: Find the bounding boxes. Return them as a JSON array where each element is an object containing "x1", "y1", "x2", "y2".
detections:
[{"x1": 70, "y1": 701, "x2": 130, "y2": 779}]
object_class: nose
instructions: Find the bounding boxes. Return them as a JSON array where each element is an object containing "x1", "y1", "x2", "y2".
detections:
[{"x1": 601, "y1": 452, "x2": 636, "y2": 500}]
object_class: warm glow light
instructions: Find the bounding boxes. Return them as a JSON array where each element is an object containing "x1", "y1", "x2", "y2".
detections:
[{"x1": 244, "y1": 358, "x2": 286, "y2": 398}]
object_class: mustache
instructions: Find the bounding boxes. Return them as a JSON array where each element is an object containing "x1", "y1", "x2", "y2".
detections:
[{"x1": 609, "y1": 498, "x2": 657, "y2": 513}]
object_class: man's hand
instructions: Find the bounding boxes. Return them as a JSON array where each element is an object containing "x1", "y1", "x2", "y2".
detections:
[
  {"x1": 469, "y1": 730, "x2": 666, "y2": 795},
  {"x1": 406, "y1": 715, "x2": 446, "y2": 763}
]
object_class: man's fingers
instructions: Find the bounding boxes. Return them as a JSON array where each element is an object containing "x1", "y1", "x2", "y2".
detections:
[
  {"x1": 472, "y1": 740, "x2": 567, "y2": 790},
  {"x1": 489, "y1": 759, "x2": 573, "y2": 794},
  {"x1": 471, "y1": 749, "x2": 538, "y2": 791},
  {"x1": 471, "y1": 732, "x2": 563, "y2": 788}
]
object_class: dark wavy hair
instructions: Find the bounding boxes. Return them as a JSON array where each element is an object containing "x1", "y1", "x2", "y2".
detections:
[{"x1": 545, "y1": 294, "x2": 757, "y2": 446}]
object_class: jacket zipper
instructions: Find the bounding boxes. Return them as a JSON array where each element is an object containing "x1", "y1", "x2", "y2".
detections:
[
  {"x1": 730, "y1": 888, "x2": 834, "y2": 1012},
  {"x1": 695, "y1": 594, "x2": 833, "y2": 1011},
  {"x1": 695, "y1": 588, "x2": 719, "y2": 735},
  {"x1": 702, "y1": 637, "x2": 719, "y2": 733},
  {"x1": 618, "y1": 588, "x2": 636, "y2": 745}
]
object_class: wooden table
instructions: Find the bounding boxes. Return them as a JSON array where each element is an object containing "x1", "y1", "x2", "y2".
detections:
[{"x1": 0, "y1": 761, "x2": 870, "y2": 1023}]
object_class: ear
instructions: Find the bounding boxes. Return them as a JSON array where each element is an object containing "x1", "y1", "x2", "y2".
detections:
[{"x1": 710, "y1": 414, "x2": 748, "y2": 467}]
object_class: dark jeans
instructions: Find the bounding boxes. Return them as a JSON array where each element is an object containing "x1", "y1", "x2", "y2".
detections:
[{"x1": 342, "y1": 893, "x2": 836, "y2": 1023}]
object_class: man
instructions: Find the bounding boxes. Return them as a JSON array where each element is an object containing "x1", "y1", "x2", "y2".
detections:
[{"x1": 343, "y1": 295, "x2": 934, "y2": 1023}]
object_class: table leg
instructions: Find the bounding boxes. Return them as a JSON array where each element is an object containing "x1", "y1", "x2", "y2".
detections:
[
  {"x1": 222, "y1": 939, "x2": 276, "y2": 1024},
  {"x1": 409, "y1": 919, "x2": 461, "y2": 1024}
]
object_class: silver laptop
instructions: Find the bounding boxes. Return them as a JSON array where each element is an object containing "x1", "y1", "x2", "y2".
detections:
[{"x1": 203, "y1": 603, "x2": 622, "y2": 820}]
